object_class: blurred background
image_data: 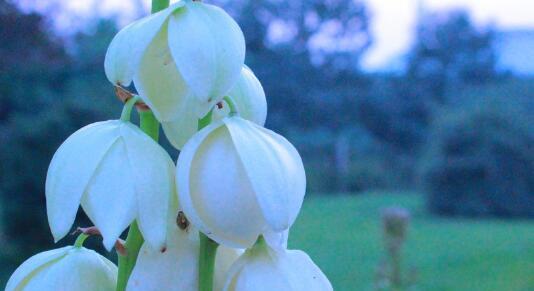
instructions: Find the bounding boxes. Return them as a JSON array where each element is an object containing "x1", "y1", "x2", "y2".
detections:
[{"x1": 0, "y1": 0, "x2": 532, "y2": 290}]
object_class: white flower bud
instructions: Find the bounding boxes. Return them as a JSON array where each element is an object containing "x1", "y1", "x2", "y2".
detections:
[
  {"x1": 177, "y1": 117, "x2": 306, "y2": 248},
  {"x1": 213, "y1": 66, "x2": 267, "y2": 125},
  {"x1": 104, "y1": 0, "x2": 245, "y2": 122},
  {"x1": 6, "y1": 246, "x2": 117, "y2": 291},
  {"x1": 162, "y1": 65, "x2": 267, "y2": 149},
  {"x1": 223, "y1": 240, "x2": 332, "y2": 291},
  {"x1": 46, "y1": 120, "x2": 175, "y2": 251},
  {"x1": 127, "y1": 223, "x2": 242, "y2": 291}
]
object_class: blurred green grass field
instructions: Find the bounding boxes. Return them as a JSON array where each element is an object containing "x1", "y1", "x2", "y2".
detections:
[
  {"x1": 2, "y1": 193, "x2": 532, "y2": 290},
  {"x1": 288, "y1": 193, "x2": 534, "y2": 291}
]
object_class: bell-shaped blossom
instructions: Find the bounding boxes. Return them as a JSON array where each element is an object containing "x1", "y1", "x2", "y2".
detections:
[
  {"x1": 163, "y1": 65, "x2": 267, "y2": 149},
  {"x1": 127, "y1": 195, "x2": 242, "y2": 291},
  {"x1": 177, "y1": 116, "x2": 306, "y2": 248},
  {"x1": 212, "y1": 66, "x2": 267, "y2": 125},
  {"x1": 104, "y1": 0, "x2": 245, "y2": 123},
  {"x1": 127, "y1": 226, "x2": 242, "y2": 291},
  {"x1": 223, "y1": 240, "x2": 332, "y2": 291},
  {"x1": 46, "y1": 120, "x2": 175, "y2": 250},
  {"x1": 6, "y1": 246, "x2": 117, "y2": 291}
]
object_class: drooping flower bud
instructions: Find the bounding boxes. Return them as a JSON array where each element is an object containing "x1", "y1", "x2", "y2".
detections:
[
  {"x1": 5, "y1": 246, "x2": 117, "y2": 291},
  {"x1": 223, "y1": 238, "x2": 332, "y2": 291},
  {"x1": 46, "y1": 120, "x2": 175, "y2": 250},
  {"x1": 213, "y1": 66, "x2": 267, "y2": 125},
  {"x1": 104, "y1": 0, "x2": 245, "y2": 122},
  {"x1": 127, "y1": 223, "x2": 242, "y2": 291},
  {"x1": 176, "y1": 116, "x2": 306, "y2": 248},
  {"x1": 162, "y1": 65, "x2": 267, "y2": 149}
]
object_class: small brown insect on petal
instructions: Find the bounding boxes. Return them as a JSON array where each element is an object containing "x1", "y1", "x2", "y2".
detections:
[{"x1": 177, "y1": 211, "x2": 190, "y2": 230}]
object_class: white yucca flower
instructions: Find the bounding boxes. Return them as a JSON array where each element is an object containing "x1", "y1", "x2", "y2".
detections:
[
  {"x1": 212, "y1": 66, "x2": 267, "y2": 124},
  {"x1": 127, "y1": 223, "x2": 242, "y2": 291},
  {"x1": 163, "y1": 65, "x2": 268, "y2": 149},
  {"x1": 104, "y1": 0, "x2": 245, "y2": 129},
  {"x1": 6, "y1": 246, "x2": 117, "y2": 291},
  {"x1": 223, "y1": 238, "x2": 332, "y2": 291},
  {"x1": 46, "y1": 120, "x2": 175, "y2": 250},
  {"x1": 177, "y1": 116, "x2": 306, "y2": 248}
]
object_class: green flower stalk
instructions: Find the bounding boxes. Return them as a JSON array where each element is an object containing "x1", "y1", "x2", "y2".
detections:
[{"x1": 116, "y1": 2, "x2": 169, "y2": 289}]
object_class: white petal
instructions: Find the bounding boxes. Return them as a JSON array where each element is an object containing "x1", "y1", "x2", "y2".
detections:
[
  {"x1": 263, "y1": 229, "x2": 289, "y2": 250},
  {"x1": 176, "y1": 121, "x2": 223, "y2": 242},
  {"x1": 81, "y1": 138, "x2": 138, "y2": 251},
  {"x1": 127, "y1": 226, "x2": 198, "y2": 291},
  {"x1": 168, "y1": 1, "x2": 245, "y2": 104},
  {"x1": 104, "y1": 1, "x2": 185, "y2": 86},
  {"x1": 46, "y1": 121, "x2": 120, "y2": 243},
  {"x1": 5, "y1": 246, "x2": 70, "y2": 291},
  {"x1": 23, "y1": 248, "x2": 117, "y2": 291},
  {"x1": 280, "y1": 250, "x2": 333, "y2": 291},
  {"x1": 177, "y1": 121, "x2": 265, "y2": 248},
  {"x1": 224, "y1": 248, "x2": 290, "y2": 291},
  {"x1": 214, "y1": 247, "x2": 244, "y2": 291},
  {"x1": 120, "y1": 123, "x2": 175, "y2": 250},
  {"x1": 214, "y1": 66, "x2": 267, "y2": 125},
  {"x1": 160, "y1": 96, "x2": 200, "y2": 150},
  {"x1": 224, "y1": 118, "x2": 306, "y2": 231},
  {"x1": 224, "y1": 247, "x2": 332, "y2": 291},
  {"x1": 133, "y1": 23, "x2": 192, "y2": 121}
]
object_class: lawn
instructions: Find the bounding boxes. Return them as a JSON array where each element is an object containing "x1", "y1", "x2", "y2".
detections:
[
  {"x1": 288, "y1": 193, "x2": 534, "y2": 291},
  {"x1": 2, "y1": 193, "x2": 532, "y2": 290}
]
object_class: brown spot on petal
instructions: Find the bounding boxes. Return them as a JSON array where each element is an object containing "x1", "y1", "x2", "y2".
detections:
[{"x1": 115, "y1": 239, "x2": 128, "y2": 256}]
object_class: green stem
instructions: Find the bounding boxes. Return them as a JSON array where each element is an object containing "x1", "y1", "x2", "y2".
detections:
[
  {"x1": 116, "y1": 111, "x2": 160, "y2": 291},
  {"x1": 139, "y1": 110, "x2": 160, "y2": 140},
  {"x1": 116, "y1": 1, "x2": 167, "y2": 291},
  {"x1": 223, "y1": 96, "x2": 239, "y2": 116},
  {"x1": 116, "y1": 222, "x2": 144, "y2": 291},
  {"x1": 120, "y1": 96, "x2": 141, "y2": 122},
  {"x1": 197, "y1": 110, "x2": 213, "y2": 131},
  {"x1": 197, "y1": 111, "x2": 218, "y2": 291},
  {"x1": 152, "y1": 0, "x2": 170, "y2": 13},
  {"x1": 74, "y1": 233, "x2": 89, "y2": 248},
  {"x1": 199, "y1": 233, "x2": 219, "y2": 291}
]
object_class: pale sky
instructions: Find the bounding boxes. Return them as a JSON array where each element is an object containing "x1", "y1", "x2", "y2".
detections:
[
  {"x1": 363, "y1": 0, "x2": 534, "y2": 70},
  {"x1": 24, "y1": 0, "x2": 534, "y2": 71}
]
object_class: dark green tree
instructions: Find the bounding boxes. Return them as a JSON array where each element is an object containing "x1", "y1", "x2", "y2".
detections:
[
  {"x1": 0, "y1": 1, "x2": 120, "y2": 278},
  {"x1": 214, "y1": 0, "x2": 372, "y2": 130},
  {"x1": 407, "y1": 9, "x2": 496, "y2": 103},
  {"x1": 420, "y1": 96, "x2": 534, "y2": 217}
]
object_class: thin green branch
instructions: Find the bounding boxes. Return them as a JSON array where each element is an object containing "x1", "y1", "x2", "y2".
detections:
[
  {"x1": 198, "y1": 110, "x2": 214, "y2": 131},
  {"x1": 120, "y1": 96, "x2": 141, "y2": 122},
  {"x1": 198, "y1": 233, "x2": 219, "y2": 291},
  {"x1": 116, "y1": 112, "x2": 160, "y2": 291},
  {"x1": 223, "y1": 96, "x2": 239, "y2": 116},
  {"x1": 115, "y1": 1, "x2": 167, "y2": 291},
  {"x1": 74, "y1": 233, "x2": 89, "y2": 248},
  {"x1": 197, "y1": 111, "x2": 218, "y2": 291}
]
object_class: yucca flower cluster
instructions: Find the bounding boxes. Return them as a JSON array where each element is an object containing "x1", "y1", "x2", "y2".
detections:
[{"x1": 6, "y1": 1, "x2": 332, "y2": 290}]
